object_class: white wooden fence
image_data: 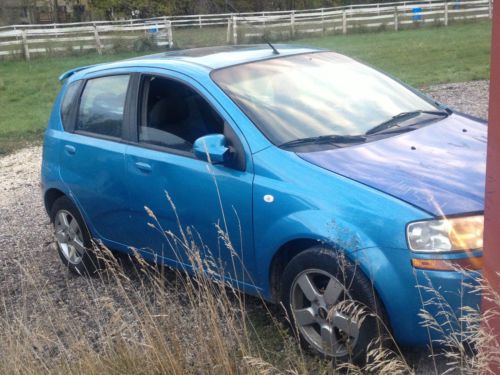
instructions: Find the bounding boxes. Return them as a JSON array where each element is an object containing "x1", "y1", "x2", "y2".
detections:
[
  {"x1": 0, "y1": 0, "x2": 492, "y2": 61},
  {"x1": 234, "y1": 0, "x2": 493, "y2": 42}
]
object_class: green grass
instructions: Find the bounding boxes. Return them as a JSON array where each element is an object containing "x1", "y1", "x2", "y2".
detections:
[
  {"x1": 0, "y1": 52, "x2": 141, "y2": 154},
  {"x1": 0, "y1": 21, "x2": 492, "y2": 154},
  {"x1": 295, "y1": 21, "x2": 491, "y2": 87}
]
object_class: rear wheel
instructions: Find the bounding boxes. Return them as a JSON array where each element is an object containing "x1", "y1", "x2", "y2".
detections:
[
  {"x1": 51, "y1": 196, "x2": 102, "y2": 275},
  {"x1": 280, "y1": 246, "x2": 387, "y2": 364}
]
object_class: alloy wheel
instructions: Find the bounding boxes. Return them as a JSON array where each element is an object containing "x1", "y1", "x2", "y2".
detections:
[
  {"x1": 54, "y1": 210, "x2": 85, "y2": 265},
  {"x1": 290, "y1": 269, "x2": 361, "y2": 357}
]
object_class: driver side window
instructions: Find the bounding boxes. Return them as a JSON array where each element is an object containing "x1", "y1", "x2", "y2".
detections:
[{"x1": 138, "y1": 75, "x2": 224, "y2": 153}]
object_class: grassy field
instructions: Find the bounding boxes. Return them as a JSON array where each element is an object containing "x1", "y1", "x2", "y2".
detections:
[
  {"x1": 0, "y1": 21, "x2": 491, "y2": 155},
  {"x1": 0, "y1": 52, "x2": 139, "y2": 154},
  {"x1": 296, "y1": 21, "x2": 491, "y2": 87}
]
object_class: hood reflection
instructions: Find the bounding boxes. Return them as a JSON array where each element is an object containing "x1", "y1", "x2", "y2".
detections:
[{"x1": 299, "y1": 114, "x2": 487, "y2": 216}]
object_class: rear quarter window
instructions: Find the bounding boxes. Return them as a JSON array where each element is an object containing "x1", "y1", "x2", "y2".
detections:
[
  {"x1": 76, "y1": 75, "x2": 130, "y2": 138},
  {"x1": 60, "y1": 81, "x2": 82, "y2": 129}
]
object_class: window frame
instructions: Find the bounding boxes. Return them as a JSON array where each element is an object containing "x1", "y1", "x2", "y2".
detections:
[
  {"x1": 128, "y1": 72, "x2": 247, "y2": 171},
  {"x1": 69, "y1": 73, "x2": 134, "y2": 142}
]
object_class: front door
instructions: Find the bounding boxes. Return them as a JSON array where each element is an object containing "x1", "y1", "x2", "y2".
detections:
[{"x1": 124, "y1": 73, "x2": 255, "y2": 285}]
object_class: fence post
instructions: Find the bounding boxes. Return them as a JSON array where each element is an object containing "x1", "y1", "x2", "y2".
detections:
[
  {"x1": 21, "y1": 29, "x2": 30, "y2": 61},
  {"x1": 226, "y1": 18, "x2": 232, "y2": 44},
  {"x1": 93, "y1": 24, "x2": 102, "y2": 55},
  {"x1": 198, "y1": 15, "x2": 202, "y2": 28},
  {"x1": 321, "y1": 8, "x2": 325, "y2": 34},
  {"x1": 166, "y1": 20, "x2": 173, "y2": 48},
  {"x1": 445, "y1": 1, "x2": 449, "y2": 25},
  {"x1": 489, "y1": 0, "x2": 493, "y2": 19},
  {"x1": 290, "y1": 11, "x2": 295, "y2": 38},
  {"x1": 342, "y1": 9, "x2": 347, "y2": 34},
  {"x1": 394, "y1": 6, "x2": 399, "y2": 31},
  {"x1": 232, "y1": 15, "x2": 238, "y2": 44}
]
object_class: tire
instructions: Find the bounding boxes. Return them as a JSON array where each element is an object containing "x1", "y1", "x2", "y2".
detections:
[
  {"x1": 280, "y1": 246, "x2": 388, "y2": 365},
  {"x1": 50, "y1": 196, "x2": 103, "y2": 275}
]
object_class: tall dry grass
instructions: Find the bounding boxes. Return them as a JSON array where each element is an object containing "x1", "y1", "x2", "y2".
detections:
[
  {"x1": 0, "y1": 240, "x2": 311, "y2": 374},
  {"x1": 1, "y1": 197, "x2": 499, "y2": 374}
]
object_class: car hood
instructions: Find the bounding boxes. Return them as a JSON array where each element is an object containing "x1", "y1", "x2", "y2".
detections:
[{"x1": 298, "y1": 114, "x2": 487, "y2": 216}]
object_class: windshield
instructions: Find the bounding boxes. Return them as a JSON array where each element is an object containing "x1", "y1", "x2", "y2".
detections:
[{"x1": 211, "y1": 52, "x2": 440, "y2": 146}]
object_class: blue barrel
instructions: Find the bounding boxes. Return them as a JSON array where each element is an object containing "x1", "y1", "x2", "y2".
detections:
[{"x1": 412, "y1": 7, "x2": 423, "y2": 21}]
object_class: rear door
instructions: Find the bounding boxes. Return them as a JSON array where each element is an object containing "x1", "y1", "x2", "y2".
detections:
[{"x1": 59, "y1": 72, "x2": 133, "y2": 249}]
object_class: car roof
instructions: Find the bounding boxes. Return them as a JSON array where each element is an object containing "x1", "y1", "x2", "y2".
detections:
[
  {"x1": 62, "y1": 44, "x2": 323, "y2": 81},
  {"x1": 134, "y1": 44, "x2": 322, "y2": 69}
]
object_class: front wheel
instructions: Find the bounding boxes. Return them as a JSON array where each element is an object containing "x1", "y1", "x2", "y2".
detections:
[{"x1": 280, "y1": 246, "x2": 387, "y2": 364}]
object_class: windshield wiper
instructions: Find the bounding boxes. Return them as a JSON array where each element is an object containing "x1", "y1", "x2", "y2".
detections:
[
  {"x1": 365, "y1": 110, "x2": 449, "y2": 136},
  {"x1": 279, "y1": 134, "x2": 367, "y2": 149}
]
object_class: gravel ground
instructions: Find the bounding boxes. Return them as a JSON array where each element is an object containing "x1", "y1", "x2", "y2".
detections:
[
  {"x1": 0, "y1": 81, "x2": 489, "y2": 373},
  {"x1": 423, "y1": 80, "x2": 489, "y2": 119}
]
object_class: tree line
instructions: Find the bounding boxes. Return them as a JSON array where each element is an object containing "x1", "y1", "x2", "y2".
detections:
[{"x1": 89, "y1": 0, "x2": 387, "y2": 18}]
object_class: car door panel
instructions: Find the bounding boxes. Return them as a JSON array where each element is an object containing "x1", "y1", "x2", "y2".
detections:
[
  {"x1": 59, "y1": 72, "x2": 132, "y2": 248},
  {"x1": 59, "y1": 133, "x2": 130, "y2": 247},
  {"x1": 123, "y1": 71, "x2": 256, "y2": 284},
  {"x1": 126, "y1": 146, "x2": 254, "y2": 280}
]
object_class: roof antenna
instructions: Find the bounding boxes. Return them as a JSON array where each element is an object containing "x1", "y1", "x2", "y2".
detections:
[{"x1": 266, "y1": 40, "x2": 280, "y2": 55}]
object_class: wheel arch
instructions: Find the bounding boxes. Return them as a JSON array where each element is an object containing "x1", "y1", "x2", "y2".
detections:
[
  {"x1": 268, "y1": 237, "x2": 391, "y2": 320},
  {"x1": 269, "y1": 239, "x2": 393, "y2": 338},
  {"x1": 268, "y1": 237, "x2": 368, "y2": 301},
  {"x1": 258, "y1": 210, "x2": 377, "y2": 300},
  {"x1": 269, "y1": 238, "x2": 322, "y2": 301},
  {"x1": 44, "y1": 188, "x2": 66, "y2": 220}
]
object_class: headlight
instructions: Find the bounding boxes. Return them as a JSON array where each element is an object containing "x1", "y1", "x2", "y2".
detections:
[{"x1": 407, "y1": 215, "x2": 483, "y2": 252}]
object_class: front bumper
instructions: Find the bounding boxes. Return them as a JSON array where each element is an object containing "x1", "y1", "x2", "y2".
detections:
[{"x1": 356, "y1": 247, "x2": 482, "y2": 347}]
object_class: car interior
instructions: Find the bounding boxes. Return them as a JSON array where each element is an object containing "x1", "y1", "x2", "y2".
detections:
[{"x1": 139, "y1": 76, "x2": 225, "y2": 152}]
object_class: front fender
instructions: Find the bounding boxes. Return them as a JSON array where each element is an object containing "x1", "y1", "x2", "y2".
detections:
[{"x1": 255, "y1": 209, "x2": 377, "y2": 297}]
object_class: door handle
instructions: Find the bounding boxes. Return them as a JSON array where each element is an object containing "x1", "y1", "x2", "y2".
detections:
[
  {"x1": 135, "y1": 161, "x2": 152, "y2": 173},
  {"x1": 64, "y1": 145, "x2": 76, "y2": 155}
]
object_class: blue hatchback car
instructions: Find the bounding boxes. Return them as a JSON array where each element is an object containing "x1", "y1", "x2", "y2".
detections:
[{"x1": 41, "y1": 45, "x2": 486, "y2": 362}]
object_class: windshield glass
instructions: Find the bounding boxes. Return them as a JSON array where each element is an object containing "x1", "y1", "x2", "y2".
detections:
[{"x1": 211, "y1": 52, "x2": 439, "y2": 146}]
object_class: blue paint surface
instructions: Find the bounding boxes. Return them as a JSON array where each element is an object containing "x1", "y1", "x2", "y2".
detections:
[{"x1": 300, "y1": 114, "x2": 486, "y2": 216}]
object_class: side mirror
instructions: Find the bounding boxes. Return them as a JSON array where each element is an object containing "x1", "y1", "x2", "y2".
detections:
[{"x1": 193, "y1": 134, "x2": 229, "y2": 164}]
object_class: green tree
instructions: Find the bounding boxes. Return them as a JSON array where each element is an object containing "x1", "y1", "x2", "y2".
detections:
[{"x1": 90, "y1": 0, "x2": 174, "y2": 19}]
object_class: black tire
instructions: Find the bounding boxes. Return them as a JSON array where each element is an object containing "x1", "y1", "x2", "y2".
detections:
[
  {"x1": 280, "y1": 246, "x2": 388, "y2": 365},
  {"x1": 50, "y1": 196, "x2": 103, "y2": 276}
]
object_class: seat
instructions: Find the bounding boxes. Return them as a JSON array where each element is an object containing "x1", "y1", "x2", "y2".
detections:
[
  {"x1": 149, "y1": 96, "x2": 189, "y2": 136},
  {"x1": 142, "y1": 95, "x2": 193, "y2": 150}
]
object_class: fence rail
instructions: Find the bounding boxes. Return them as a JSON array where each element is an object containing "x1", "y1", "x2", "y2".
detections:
[{"x1": 0, "y1": 0, "x2": 492, "y2": 60}]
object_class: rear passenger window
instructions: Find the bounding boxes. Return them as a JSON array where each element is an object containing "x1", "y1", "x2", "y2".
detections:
[
  {"x1": 60, "y1": 81, "x2": 81, "y2": 129},
  {"x1": 76, "y1": 75, "x2": 130, "y2": 138}
]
